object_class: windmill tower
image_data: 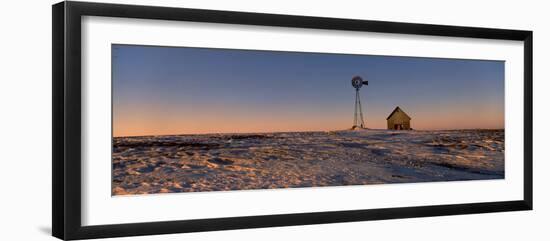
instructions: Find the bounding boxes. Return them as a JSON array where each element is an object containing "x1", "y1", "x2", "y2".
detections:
[{"x1": 351, "y1": 75, "x2": 368, "y2": 129}]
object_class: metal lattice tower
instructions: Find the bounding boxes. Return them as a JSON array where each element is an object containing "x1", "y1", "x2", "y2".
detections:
[{"x1": 351, "y1": 76, "x2": 368, "y2": 129}]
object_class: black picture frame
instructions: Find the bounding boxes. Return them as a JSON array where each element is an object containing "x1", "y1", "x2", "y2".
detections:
[{"x1": 52, "y1": 1, "x2": 533, "y2": 240}]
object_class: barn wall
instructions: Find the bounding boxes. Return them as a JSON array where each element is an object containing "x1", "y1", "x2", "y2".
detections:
[{"x1": 387, "y1": 111, "x2": 411, "y2": 130}]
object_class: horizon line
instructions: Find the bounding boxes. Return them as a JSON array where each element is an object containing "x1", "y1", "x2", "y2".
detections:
[{"x1": 113, "y1": 127, "x2": 505, "y2": 138}]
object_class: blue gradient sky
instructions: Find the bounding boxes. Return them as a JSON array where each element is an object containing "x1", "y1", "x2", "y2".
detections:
[{"x1": 112, "y1": 44, "x2": 504, "y2": 137}]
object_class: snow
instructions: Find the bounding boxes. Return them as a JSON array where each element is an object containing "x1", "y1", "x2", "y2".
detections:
[{"x1": 112, "y1": 129, "x2": 504, "y2": 195}]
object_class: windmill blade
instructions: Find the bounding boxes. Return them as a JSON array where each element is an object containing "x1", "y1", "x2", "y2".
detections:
[{"x1": 351, "y1": 76, "x2": 364, "y2": 89}]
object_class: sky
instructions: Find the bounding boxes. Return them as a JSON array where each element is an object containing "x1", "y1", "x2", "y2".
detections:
[{"x1": 112, "y1": 44, "x2": 504, "y2": 137}]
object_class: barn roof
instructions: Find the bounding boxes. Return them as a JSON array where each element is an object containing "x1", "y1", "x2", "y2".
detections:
[{"x1": 386, "y1": 106, "x2": 411, "y2": 120}]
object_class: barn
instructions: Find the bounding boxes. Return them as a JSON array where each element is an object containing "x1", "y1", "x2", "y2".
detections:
[{"x1": 386, "y1": 106, "x2": 411, "y2": 130}]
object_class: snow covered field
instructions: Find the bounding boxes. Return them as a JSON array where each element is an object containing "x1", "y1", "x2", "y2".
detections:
[{"x1": 112, "y1": 129, "x2": 504, "y2": 195}]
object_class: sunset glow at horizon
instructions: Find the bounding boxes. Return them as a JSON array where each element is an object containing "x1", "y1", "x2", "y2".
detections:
[{"x1": 112, "y1": 45, "x2": 504, "y2": 137}]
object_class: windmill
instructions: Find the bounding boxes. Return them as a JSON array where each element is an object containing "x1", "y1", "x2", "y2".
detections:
[{"x1": 351, "y1": 75, "x2": 368, "y2": 129}]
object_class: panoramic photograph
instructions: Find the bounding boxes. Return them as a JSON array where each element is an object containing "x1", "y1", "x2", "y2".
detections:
[{"x1": 111, "y1": 44, "x2": 505, "y2": 196}]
